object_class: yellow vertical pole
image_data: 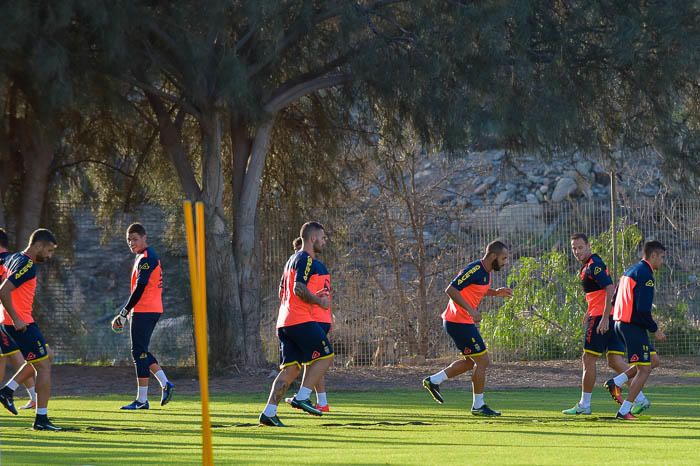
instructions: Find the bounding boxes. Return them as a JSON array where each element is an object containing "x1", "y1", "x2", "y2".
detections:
[{"x1": 183, "y1": 200, "x2": 214, "y2": 466}]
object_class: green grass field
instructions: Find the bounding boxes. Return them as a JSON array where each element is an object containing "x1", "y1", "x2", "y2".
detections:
[{"x1": 1, "y1": 386, "x2": 699, "y2": 465}]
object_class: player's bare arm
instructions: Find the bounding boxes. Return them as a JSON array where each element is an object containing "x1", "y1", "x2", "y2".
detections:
[
  {"x1": 445, "y1": 285, "x2": 481, "y2": 322},
  {"x1": 596, "y1": 284, "x2": 615, "y2": 334},
  {"x1": 0, "y1": 280, "x2": 26, "y2": 331},
  {"x1": 294, "y1": 282, "x2": 330, "y2": 309},
  {"x1": 486, "y1": 287, "x2": 513, "y2": 298}
]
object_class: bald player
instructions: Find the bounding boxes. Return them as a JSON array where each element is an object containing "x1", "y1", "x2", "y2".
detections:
[{"x1": 422, "y1": 240, "x2": 512, "y2": 417}]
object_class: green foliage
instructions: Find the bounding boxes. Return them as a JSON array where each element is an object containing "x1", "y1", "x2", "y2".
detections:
[
  {"x1": 483, "y1": 223, "x2": 644, "y2": 360},
  {"x1": 483, "y1": 252, "x2": 583, "y2": 360},
  {"x1": 589, "y1": 223, "x2": 644, "y2": 276},
  {"x1": 654, "y1": 302, "x2": 700, "y2": 356}
]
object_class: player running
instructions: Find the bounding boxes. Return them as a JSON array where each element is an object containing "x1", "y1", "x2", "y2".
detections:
[
  {"x1": 0, "y1": 228, "x2": 38, "y2": 410},
  {"x1": 259, "y1": 222, "x2": 334, "y2": 427},
  {"x1": 0, "y1": 229, "x2": 60, "y2": 430},
  {"x1": 611, "y1": 241, "x2": 666, "y2": 420},
  {"x1": 284, "y1": 237, "x2": 333, "y2": 413},
  {"x1": 562, "y1": 233, "x2": 646, "y2": 415},
  {"x1": 422, "y1": 240, "x2": 512, "y2": 416},
  {"x1": 111, "y1": 223, "x2": 174, "y2": 410}
]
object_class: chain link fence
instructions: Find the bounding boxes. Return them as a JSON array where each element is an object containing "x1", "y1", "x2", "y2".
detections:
[{"x1": 20, "y1": 198, "x2": 700, "y2": 367}]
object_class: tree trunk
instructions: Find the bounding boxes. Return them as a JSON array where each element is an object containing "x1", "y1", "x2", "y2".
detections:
[
  {"x1": 234, "y1": 120, "x2": 274, "y2": 367},
  {"x1": 16, "y1": 126, "x2": 54, "y2": 244},
  {"x1": 200, "y1": 112, "x2": 247, "y2": 370}
]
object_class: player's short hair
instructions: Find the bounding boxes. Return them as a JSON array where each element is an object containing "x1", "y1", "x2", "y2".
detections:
[
  {"x1": 485, "y1": 240, "x2": 508, "y2": 255},
  {"x1": 300, "y1": 221, "x2": 324, "y2": 241},
  {"x1": 29, "y1": 228, "x2": 57, "y2": 246},
  {"x1": 0, "y1": 228, "x2": 9, "y2": 249},
  {"x1": 292, "y1": 237, "x2": 303, "y2": 251},
  {"x1": 127, "y1": 223, "x2": 147, "y2": 236},
  {"x1": 570, "y1": 233, "x2": 589, "y2": 243},
  {"x1": 643, "y1": 240, "x2": 666, "y2": 258}
]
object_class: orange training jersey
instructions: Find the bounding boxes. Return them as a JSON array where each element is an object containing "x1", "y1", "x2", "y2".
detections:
[
  {"x1": 579, "y1": 254, "x2": 613, "y2": 316},
  {"x1": 129, "y1": 246, "x2": 163, "y2": 313},
  {"x1": 1, "y1": 253, "x2": 37, "y2": 325},
  {"x1": 613, "y1": 260, "x2": 657, "y2": 332},
  {"x1": 277, "y1": 251, "x2": 330, "y2": 328},
  {"x1": 442, "y1": 260, "x2": 491, "y2": 324}
]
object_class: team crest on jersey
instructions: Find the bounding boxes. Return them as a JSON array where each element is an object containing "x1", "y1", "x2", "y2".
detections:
[
  {"x1": 139, "y1": 263, "x2": 150, "y2": 270},
  {"x1": 645, "y1": 280, "x2": 654, "y2": 287},
  {"x1": 594, "y1": 266, "x2": 601, "y2": 275}
]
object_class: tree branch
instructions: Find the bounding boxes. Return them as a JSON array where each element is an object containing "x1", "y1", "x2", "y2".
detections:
[{"x1": 264, "y1": 72, "x2": 351, "y2": 113}]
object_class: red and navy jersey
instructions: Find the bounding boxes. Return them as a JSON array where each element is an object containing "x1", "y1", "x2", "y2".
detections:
[
  {"x1": 277, "y1": 251, "x2": 331, "y2": 328},
  {"x1": 613, "y1": 260, "x2": 657, "y2": 332},
  {"x1": 579, "y1": 254, "x2": 613, "y2": 316},
  {"x1": 1, "y1": 252, "x2": 37, "y2": 325},
  {"x1": 442, "y1": 260, "x2": 491, "y2": 324},
  {"x1": 129, "y1": 246, "x2": 163, "y2": 313}
]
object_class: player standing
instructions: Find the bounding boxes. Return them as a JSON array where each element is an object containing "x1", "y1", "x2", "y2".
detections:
[
  {"x1": 111, "y1": 223, "x2": 174, "y2": 409},
  {"x1": 562, "y1": 233, "x2": 645, "y2": 415},
  {"x1": 612, "y1": 241, "x2": 666, "y2": 420},
  {"x1": 0, "y1": 228, "x2": 38, "y2": 410},
  {"x1": 259, "y1": 222, "x2": 334, "y2": 427},
  {"x1": 422, "y1": 240, "x2": 512, "y2": 416},
  {"x1": 0, "y1": 229, "x2": 60, "y2": 430}
]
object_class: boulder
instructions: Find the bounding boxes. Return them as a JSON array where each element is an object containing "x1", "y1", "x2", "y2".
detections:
[
  {"x1": 551, "y1": 177, "x2": 578, "y2": 202},
  {"x1": 497, "y1": 203, "x2": 545, "y2": 235}
]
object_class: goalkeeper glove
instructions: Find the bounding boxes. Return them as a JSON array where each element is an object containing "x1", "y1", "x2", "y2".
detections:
[{"x1": 111, "y1": 308, "x2": 130, "y2": 333}]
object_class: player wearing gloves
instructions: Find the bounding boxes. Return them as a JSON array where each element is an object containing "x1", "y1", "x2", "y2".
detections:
[{"x1": 112, "y1": 223, "x2": 174, "y2": 410}]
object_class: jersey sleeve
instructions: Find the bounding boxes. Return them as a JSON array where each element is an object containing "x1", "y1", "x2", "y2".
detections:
[
  {"x1": 450, "y1": 264, "x2": 481, "y2": 291},
  {"x1": 7, "y1": 260, "x2": 36, "y2": 287},
  {"x1": 135, "y1": 256, "x2": 159, "y2": 286},
  {"x1": 294, "y1": 253, "x2": 314, "y2": 285},
  {"x1": 590, "y1": 262, "x2": 613, "y2": 288}
]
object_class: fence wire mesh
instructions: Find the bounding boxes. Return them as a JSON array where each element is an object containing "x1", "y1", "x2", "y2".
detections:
[{"x1": 24, "y1": 198, "x2": 700, "y2": 367}]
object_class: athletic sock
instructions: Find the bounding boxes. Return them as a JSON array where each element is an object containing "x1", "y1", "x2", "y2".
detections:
[
  {"x1": 579, "y1": 392, "x2": 592, "y2": 408},
  {"x1": 613, "y1": 373, "x2": 629, "y2": 386},
  {"x1": 263, "y1": 403, "x2": 277, "y2": 417},
  {"x1": 153, "y1": 370, "x2": 169, "y2": 388},
  {"x1": 5, "y1": 380, "x2": 19, "y2": 391},
  {"x1": 36, "y1": 407, "x2": 48, "y2": 416},
  {"x1": 316, "y1": 392, "x2": 328, "y2": 406},
  {"x1": 296, "y1": 386, "x2": 313, "y2": 401},
  {"x1": 26, "y1": 386, "x2": 36, "y2": 402},
  {"x1": 429, "y1": 370, "x2": 448, "y2": 385},
  {"x1": 137, "y1": 386, "x2": 149, "y2": 403},
  {"x1": 619, "y1": 400, "x2": 633, "y2": 415},
  {"x1": 472, "y1": 393, "x2": 485, "y2": 409},
  {"x1": 635, "y1": 391, "x2": 647, "y2": 403}
]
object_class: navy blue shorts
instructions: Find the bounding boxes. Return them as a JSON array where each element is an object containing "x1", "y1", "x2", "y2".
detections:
[
  {"x1": 444, "y1": 320, "x2": 487, "y2": 358},
  {"x1": 614, "y1": 321, "x2": 656, "y2": 366},
  {"x1": 583, "y1": 314, "x2": 625, "y2": 356},
  {"x1": 0, "y1": 326, "x2": 20, "y2": 357},
  {"x1": 1, "y1": 323, "x2": 49, "y2": 363},
  {"x1": 317, "y1": 322, "x2": 331, "y2": 335},
  {"x1": 278, "y1": 321, "x2": 333, "y2": 369}
]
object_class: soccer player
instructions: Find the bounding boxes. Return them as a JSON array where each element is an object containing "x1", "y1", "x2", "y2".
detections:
[
  {"x1": 612, "y1": 241, "x2": 666, "y2": 420},
  {"x1": 0, "y1": 228, "x2": 60, "y2": 430},
  {"x1": 284, "y1": 236, "x2": 333, "y2": 413},
  {"x1": 562, "y1": 233, "x2": 645, "y2": 415},
  {"x1": 0, "y1": 228, "x2": 38, "y2": 410},
  {"x1": 259, "y1": 222, "x2": 334, "y2": 427},
  {"x1": 111, "y1": 223, "x2": 174, "y2": 409},
  {"x1": 422, "y1": 240, "x2": 512, "y2": 416}
]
